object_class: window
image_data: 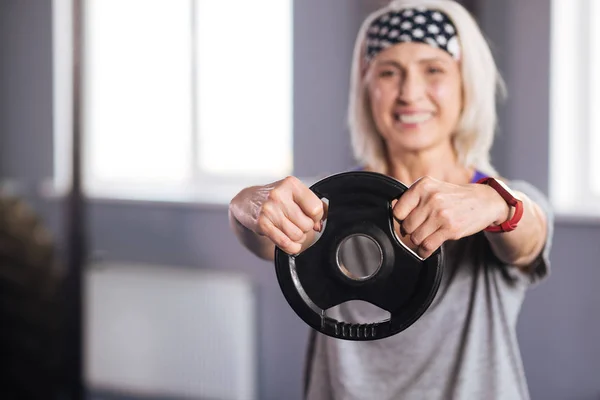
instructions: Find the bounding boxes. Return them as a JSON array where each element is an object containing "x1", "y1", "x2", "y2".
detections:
[
  {"x1": 53, "y1": 0, "x2": 293, "y2": 203},
  {"x1": 550, "y1": 0, "x2": 600, "y2": 216}
]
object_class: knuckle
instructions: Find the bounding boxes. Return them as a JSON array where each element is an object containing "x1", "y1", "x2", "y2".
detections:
[
  {"x1": 283, "y1": 175, "x2": 301, "y2": 189},
  {"x1": 417, "y1": 175, "x2": 434, "y2": 190},
  {"x1": 285, "y1": 229, "x2": 300, "y2": 241},
  {"x1": 288, "y1": 227, "x2": 304, "y2": 242},
  {"x1": 307, "y1": 204, "x2": 323, "y2": 221},
  {"x1": 401, "y1": 221, "x2": 413, "y2": 235},
  {"x1": 410, "y1": 233, "x2": 422, "y2": 246},
  {"x1": 304, "y1": 197, "x2": 323, "y2": 220},
  {"x1": 256, "y1": 215, "x2": 272, "y2": 235},
  {"x1": 436, "y1": 208, "x2": 453, "y2": 223},
  {"x1": 268, "y1": 187, "x2": 284, "y2": 203},
  {"x1": 282, "y1": 240, "x2": 301, "y2": 255},
  {"x1": 430, "y1": 192, "x2": 445, "y2": 205},
  {"x1": 277, "y1": 235, "x2": 292, "y2": 249},
  {"x1": 393, "y1": 203, "x2": 407, "y2": 221},
  {"x1": 261, "y1": 201, "x2": 276, "y2": 217},
  {"x1": 420, "y1": 238, "x2": 438, "y2": 253},
  {"x1": 299, "y1": 217, "x2": 315, "y2": 232}
]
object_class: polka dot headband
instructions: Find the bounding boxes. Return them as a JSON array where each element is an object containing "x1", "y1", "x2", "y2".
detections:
[{"x1": 365, "y1": 7, "x2": 461, "y2": 62}]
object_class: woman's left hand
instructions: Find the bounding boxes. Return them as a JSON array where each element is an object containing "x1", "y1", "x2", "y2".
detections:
[{"x1": 392, "y1": 176, "x2": 509, "y2": 259}]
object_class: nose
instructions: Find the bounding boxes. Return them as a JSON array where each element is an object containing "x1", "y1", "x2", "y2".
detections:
[{"x1": 397, "y1": 70, "x2": 425, "y2": 104}]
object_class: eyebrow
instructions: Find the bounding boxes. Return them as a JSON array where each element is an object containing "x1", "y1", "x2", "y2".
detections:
[{"x1": 376, "y1": 57, "x2": 450, "y2": 68}]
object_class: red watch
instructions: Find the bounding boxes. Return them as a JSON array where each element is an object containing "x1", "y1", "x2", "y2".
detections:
[{"x1": 476, "y1": 177, "x2": 524, "y2": 232}]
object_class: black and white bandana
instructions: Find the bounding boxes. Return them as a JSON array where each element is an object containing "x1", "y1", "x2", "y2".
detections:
[{"x1": 365, "y1": 7, "x2": 461, "y2": 62}]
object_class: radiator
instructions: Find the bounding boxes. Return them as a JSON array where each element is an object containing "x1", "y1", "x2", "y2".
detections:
[{"x1": 84, "y1": 262, "x2": 257, "y2": 400}]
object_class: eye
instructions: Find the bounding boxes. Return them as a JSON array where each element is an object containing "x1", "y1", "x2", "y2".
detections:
[
  {"x1": 379, "y1": 69, "x2": 397, "y2": 78},
  {"x1": 426, "y1": 66, "x2": 444, "y2": 75}
]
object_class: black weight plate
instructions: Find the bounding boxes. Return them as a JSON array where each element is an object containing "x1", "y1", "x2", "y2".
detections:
[{"x1": 274, "y1": 171, "x2": 444, "y2": 341}]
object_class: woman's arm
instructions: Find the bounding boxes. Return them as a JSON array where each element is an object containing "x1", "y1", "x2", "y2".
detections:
[
  {"x1": 228, "y1": 177, "x2": 325, "y2": 262},
  {"x1": 391, "y1": 176, "x2": 550, "y2": 266},
  {"x1": 228, "y1": 206, "x2": 276, "y2": 261},
  {"x1": 482, "y1": 187, "x2": 548, "y2": 269}
]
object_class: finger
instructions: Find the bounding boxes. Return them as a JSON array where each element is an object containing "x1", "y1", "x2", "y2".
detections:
[
  {"x1": 409, "y1": 216, "x2": 441, "y2": 247},
  {"x1": 262, "y1": 201, "x2": 307, "y2": 242},
  {"x1": 400, "y1": 201, "x2": 430, "y2": 235},
  {"x1": 259, "y1": 216, "x2": 302, "y2": 255},
  {"x1": 320, "y1": 198, "x2": 329, "y2": 223},
  {"x1": 412, "y1": 175, "x2": 437, "y2": 192},
  {"x1": 310, "y1": 198, "x2": 329, "y2": 232},
  {"x1": 417, "y1": 229, "x2": 446, "y2": 259},
  {"x1": 277, "y1": 212, "x2": 309, "y2": 243},
  {"x1": 280, "y1": 201, "x2": 317, "y2": 233},
  {"x1": 393, "y1": 189, "x2": 421, "y2": 223},
  {"x1": 289, "y1": 180, "x2": 326, "y2": 224}
]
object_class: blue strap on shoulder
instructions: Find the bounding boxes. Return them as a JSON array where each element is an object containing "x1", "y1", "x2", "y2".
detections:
[{"x1": 471, "y1": 170, "x2": 488, "y2": 183}]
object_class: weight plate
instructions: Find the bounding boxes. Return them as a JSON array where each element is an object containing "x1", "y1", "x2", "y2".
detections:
[{"x1": 274, "y1": 171, "x2": 444, "y2": 341}]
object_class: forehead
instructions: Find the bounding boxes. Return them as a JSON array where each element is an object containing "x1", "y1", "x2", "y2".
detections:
[{"x1": 370, "y1": 42, "x2": 456, "y2": 66}]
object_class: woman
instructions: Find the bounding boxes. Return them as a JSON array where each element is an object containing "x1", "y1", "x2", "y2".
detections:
[{"x1": 229, "y1": 0, "x2": 553, "y2": 399}]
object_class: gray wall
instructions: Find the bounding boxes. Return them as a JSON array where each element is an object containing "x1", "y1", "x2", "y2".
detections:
[
  {"x1": 0, "y1": 0, "x2": 54, "y2": 183},
  {"x1": 1, "y1": 1, "x2": 599, "y2": 400},
  {"x1": 480, "y1": 1, "x2": 600, "y2": 399}
]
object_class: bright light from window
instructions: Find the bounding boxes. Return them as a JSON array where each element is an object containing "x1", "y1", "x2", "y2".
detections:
[
  {"x1": 550, "y1": 0, "x2": 600, "y2": 213},
  {"x1": 84, "y1": 0, "x2": 193, "y2": 185},
  {"x1": 195, "y1": 1, "x2": 293, "y2": 177},
  {"x1": 53, "y1": 0, "x2": 293, "y2": 199}
]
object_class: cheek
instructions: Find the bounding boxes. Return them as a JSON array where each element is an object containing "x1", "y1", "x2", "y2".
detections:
[
  {"x1": 369, "y1": 85, "x2": 384, "y2": 109},
  {"x1": 430, "y1": 82, "x2": 462, "y2": 117},
  {"x1": 368, "y1": 85, "x2": 394, "y2": 116}
]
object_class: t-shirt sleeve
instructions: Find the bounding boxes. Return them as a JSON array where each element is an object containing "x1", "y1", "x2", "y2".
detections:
[{"x1": 506, "y1": 180, "x2": 555, "y2": 286}]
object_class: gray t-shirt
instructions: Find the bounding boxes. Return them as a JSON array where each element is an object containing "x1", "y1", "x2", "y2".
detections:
[{"x1": 304, "y1": 180, "x2": 554, "y2": 400}]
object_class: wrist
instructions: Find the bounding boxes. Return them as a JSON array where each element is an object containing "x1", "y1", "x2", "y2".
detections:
[
  {"x1": 230, "y1": 194, "x2": 260, "y2": 235},
  {"x1": 475, "y1": 177, "x2": 524, "y2": 233},
  {"x1": 484, "y1": 185, "x2": 512, "y2": 226}
]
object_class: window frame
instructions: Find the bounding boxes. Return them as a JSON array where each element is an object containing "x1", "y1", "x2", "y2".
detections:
[
  {"x1": 549, "y1": 0, "x2": 600, "y2": 218},
  {"x1": 51, "y1": 0, "x2": 295, "y2": 206}
]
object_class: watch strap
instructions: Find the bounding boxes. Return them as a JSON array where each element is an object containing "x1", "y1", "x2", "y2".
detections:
[{"x1": 476, "y1": 177, "x2": 524, "y2": 232}]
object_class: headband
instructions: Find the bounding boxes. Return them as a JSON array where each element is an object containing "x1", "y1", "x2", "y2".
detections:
[{"x1": 364, "y1": 7, "x2": 461, "y2": 63}]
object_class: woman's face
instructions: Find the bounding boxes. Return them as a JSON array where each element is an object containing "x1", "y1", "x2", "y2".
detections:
[{"x1": 365, "y1": 42, "x2": 463, "y2": 154}]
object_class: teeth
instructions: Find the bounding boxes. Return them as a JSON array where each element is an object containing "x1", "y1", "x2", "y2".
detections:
[{"x1": 396, "y1": 113, "x2": 432, "y2": 124}]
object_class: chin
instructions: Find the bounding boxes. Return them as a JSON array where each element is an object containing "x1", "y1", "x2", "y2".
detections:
[{"x1": 386, "y1": 132, "x2": 442, "y2": 154}]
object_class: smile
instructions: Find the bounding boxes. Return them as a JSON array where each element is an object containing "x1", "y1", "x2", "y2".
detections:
[{"x1": 393, "y1": 112, "x2": 433, "y2": 124}]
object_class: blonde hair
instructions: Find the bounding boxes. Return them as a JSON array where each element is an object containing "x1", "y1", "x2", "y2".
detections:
[{"x1": 348, "y1": 0, "x2": 506, "y2": 175}]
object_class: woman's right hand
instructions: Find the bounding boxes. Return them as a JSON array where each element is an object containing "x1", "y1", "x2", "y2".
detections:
[{"x1": 229, "y1": 176, "x2": 327, "y2": 255}]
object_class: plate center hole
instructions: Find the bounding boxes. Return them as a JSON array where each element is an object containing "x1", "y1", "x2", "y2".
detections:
[{"x1": 336, "y1": 234, "x2": 383, "y2": 281}]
